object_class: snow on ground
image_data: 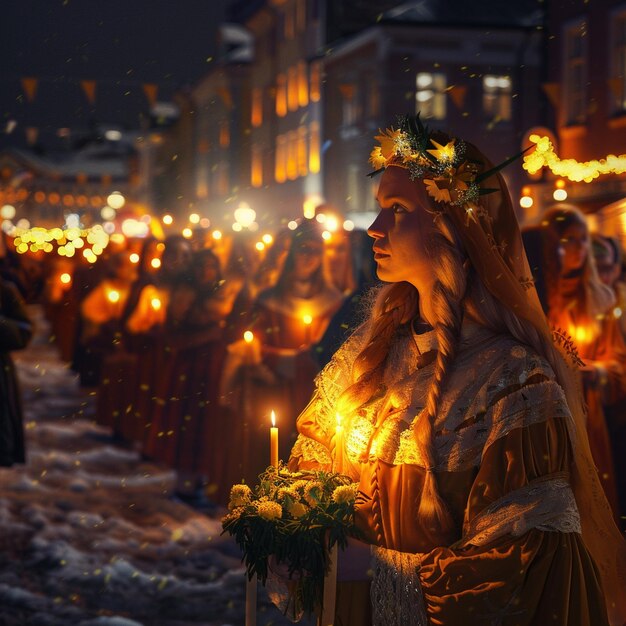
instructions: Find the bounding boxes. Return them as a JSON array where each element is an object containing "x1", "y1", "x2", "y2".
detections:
[{"x1": 0, "y1": 307, "x2": 293, "y2": 626}]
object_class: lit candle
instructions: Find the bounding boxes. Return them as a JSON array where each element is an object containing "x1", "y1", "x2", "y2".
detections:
[
  {"x1": 151, "y1": 297, "x2": 162, "y2": 311},
  {"x1": 303, "y1": 313, "x2": 313, "y2": 345},
  {"x1": 107, "y1": 289, "x2": 120, "y2": 304},
  {"x1": 335, "y1": 413, "x2": 344, "y2": 473},
  {"x1": 243, "y1": 330, "x2": 255, "y2": 366},
  {"x1": 270, "y1": 410, "x2": 279, "y2": 468}
]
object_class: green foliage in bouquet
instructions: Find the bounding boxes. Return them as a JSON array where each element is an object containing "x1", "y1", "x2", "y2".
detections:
[{"x1": 221, "y1": 464, "x2": 365, "y2": 616}]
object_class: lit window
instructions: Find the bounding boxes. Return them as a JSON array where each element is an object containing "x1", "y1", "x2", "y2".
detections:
[
  {"x1": 340, "y1": 83, "x2": 358, "y2": 126},
  {"x1": 219, "y1": 120, "x2": 230, "y2": 148},
  {"x1": 298, "y1": 61, "x2": 309, "y2": 107},
  {"x1": 251, "y1": 88, "x2": 263, "y2": 127},
  {"x1": 482, "y1": 74, "x2": 512, "y2": 121},
  {"x1": 285, "y1": 4, "x2": 295, "y2": 39},
  {"x1": 563, "y1": 19, "x2": 588, "y2": 124},
  {"x1": 309, "y1": 121, "x2": 320, "y2": 174},
  {"x1": 275, "y1": 135, "x2": 287, "y2": 183},
  {"x1": 368, "y1": 77, "x2": 380, "y2": 118},
  {"x1": 296, "y1": 0, "x2": 307, "y2": 31},
  {"x1": 297, "y1": 126, "x2": 308, "y2": 176},
  {"x1": 415, "y1": 72, "x2": 447, "y2": 120},
  {"x1": 288, "y1": 66, "x2": 299, "y2": 111},
  {"x1": 276, "y1": 74, "x2": 287, "y2": 117},
  {"x1": 310, "y1": 61, "x2": 321, "y2": 102},
  {"x1": 251, "y1": 144, "x2": 263, "y2": 188},
  {"x1": 611, "y1": 9, "x2": 626, "y2": 113},
  {"x1": 287, "y1": 130, "x2": 298, "y2": 180}
]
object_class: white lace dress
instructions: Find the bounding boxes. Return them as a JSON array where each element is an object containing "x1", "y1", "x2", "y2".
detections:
[{"x1": 288, "y1": 322, "x2": 607, "y2": 626}]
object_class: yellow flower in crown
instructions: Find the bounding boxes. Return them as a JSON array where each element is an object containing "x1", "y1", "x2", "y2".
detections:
[
  {"x1": 376, "y1": 127, "x2": 404, "y2": 157},
  {"x1": 370, "y1": 146, "x2": 387, "y2": 169},
  {"x1": 424, "y1": 178, "x2": 452, "y2": 203},
  {"x1": 368, "y1": 113, "x2": 528, "y2": 219},
  {"x1": 426, "y1": 139, "x2": 456, "y2": 162}
]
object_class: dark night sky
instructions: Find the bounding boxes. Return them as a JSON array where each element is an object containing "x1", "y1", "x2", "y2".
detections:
[{"x1": 0, "y1": 0, "x2": 232, "y2": 150}]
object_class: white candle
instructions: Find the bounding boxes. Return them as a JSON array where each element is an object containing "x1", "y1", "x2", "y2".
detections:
[{"x1": 270, "y1": 410, "x2": 279, "y2": 468}]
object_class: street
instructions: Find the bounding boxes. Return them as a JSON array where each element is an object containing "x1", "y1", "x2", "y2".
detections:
[{"x1": 0, "y1": 306, "x2": 289, "y2": 626}]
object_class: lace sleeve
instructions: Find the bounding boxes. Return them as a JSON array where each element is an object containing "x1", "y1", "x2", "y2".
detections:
[
  {"x1": 289, "y1": 326, "x2": 367, "y2": 471},
  {"x1": 459, "y1": 414, "x2": 581, "y2": 546}
]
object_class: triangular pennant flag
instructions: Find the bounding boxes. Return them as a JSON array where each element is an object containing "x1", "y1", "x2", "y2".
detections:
[
  {"x1": 448, "y1": 85, "x2": 467, "y2": 110},
  {"x1": 542, "y1": 82, "x2": 561, "y2": 110},
  {"x1": 25, "y1": 127, "x2": 39, "y2": 145},
  {"x1": 21, "y1": 77, "x2": 38, "y2": 102},
  {"x1": 142, "y1": 83, "x2": 158, "y2": 106},
  {"x1": 608, "y1": 77, "x2": 624, "y2": 101},
  {"x1": 80, "y1": 80, "x2": 97, "y2": 104}
]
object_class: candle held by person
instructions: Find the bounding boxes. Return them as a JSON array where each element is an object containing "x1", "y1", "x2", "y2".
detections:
[
  {"x1": 107, "y1": 289, "x2": 120, "y2": 304},
  {"x1": 270, "y1": 410, "x2": 279, "y2": 468},
  {"x1": 303, "y1": 313, "x2": 313, "y2": 345}
]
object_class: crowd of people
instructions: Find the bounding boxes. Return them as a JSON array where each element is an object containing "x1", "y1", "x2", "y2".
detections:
[
  {"x1": 0, "y1": 185, "x2": 624, "y2": 621},
  {"x1": 32, "y1": 221, "x2": 375, "y2": 505},
  {"x1": 0, "y1": 201, "x2": 624, "y2": 532}
]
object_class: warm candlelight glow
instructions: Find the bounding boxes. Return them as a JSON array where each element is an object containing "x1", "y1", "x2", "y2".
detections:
[
  {"x1": 129, "y1": 253, "x2": 140, "y2": 264},
  {"x1": 303, "y1": 314, "x2": 313, "y2": 325},
  {"x1": 163, "y1": 214, "x2": 173, "y2": 225},
  {"x1": 182, "y1": 227, "x2": 193, "y2": 239},
  {"x1": 335, "y1": 413, "x2": 344, "y2": 473},
  {"x1": 151, "y1": 297, "x2": 162, "y2": 311},
  {"x1": 243, "y1": 330, "x2": 254, "y2": 343},
  {"x1": 270, "y1": 410, "x2": 279, "y2": 468},
  {"x1": 107, "y1": 289, "x2": 120, "y2": 303},
  {"x1": 150, "y1": 258, "x2": 161, "y2": 269},
  {"x1": 60, "y1": 273, "x2": 71, "y2": 284}
]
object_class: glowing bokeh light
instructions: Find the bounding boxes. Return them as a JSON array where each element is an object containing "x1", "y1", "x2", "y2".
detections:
[
  {"x1": 106, "y1": 192, "x2": 125, "y2": 210},
  {"x1": 524, "y1": 134, "x2": 626, "y2": 182}
]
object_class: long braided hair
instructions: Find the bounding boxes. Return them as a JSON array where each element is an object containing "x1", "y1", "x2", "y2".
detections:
[{"x1": 336, "y1": 212, "x2": 466, "y2": 535}]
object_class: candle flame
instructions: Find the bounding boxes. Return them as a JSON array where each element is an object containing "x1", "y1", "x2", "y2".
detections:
[
  {"x1": 60, "y1": 273, "x2": 71, "y2": 284},
  {"x1": 271, "y1": 410, "x2": 276, "y2": 427},
  {"x1": 336, "y1": 413, "x2": 342, "y2": 427},
  {"x1": 243, "y1": 330, "x2": 254, "y2": 343},
  {"x1": 303, "y1": 314, "x2": 313, "y2": 325},
  {"x1": 151, "y1": 297, "x2": 162, "y2": 311},
  {"x1": 107, "y1": 289, "x2": 120, "y2": 303}
]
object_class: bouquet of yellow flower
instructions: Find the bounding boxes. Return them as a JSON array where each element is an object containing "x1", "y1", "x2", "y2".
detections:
[{"x1": 221, "y1": 464, "x2": 363, "y2": 616}]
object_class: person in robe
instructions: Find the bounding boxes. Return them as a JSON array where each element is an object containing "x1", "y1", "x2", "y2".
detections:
[
  {"x1": 275, "y1": 118, "x2": 626, "y2": 625},
  {"x1": 78, "y1": 252, "x2": 137, "y2": 387},
  {"x1": 0, "y1": 277, "x2": 32, "y2": 467},
  {"x1": 542, "y1": 206, "x2": 625, "y2": 520},
  {"x1": 591, "y1": 233, "x2": 626, "y2": 530},
  {"x1": 220, "y1": 221, "x2": 344, "y2": 486}
]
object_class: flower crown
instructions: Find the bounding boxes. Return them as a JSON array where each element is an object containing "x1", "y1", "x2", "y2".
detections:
[{"x1": 368, "y1": 114, "x2": 525, "y2": 222}]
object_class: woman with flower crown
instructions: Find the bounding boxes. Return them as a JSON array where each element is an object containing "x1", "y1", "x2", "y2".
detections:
[{"x1": 277, "y1": 116, "x2": 626, "y2": 625}]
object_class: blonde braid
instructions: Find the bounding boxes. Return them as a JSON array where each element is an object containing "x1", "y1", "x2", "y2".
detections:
[
  {"x1": 336, "y1": 282, "x2": 418, "y2": 418},
  {"x1": 413, "y1": 218, "x2": 466, "y2": 535}
]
